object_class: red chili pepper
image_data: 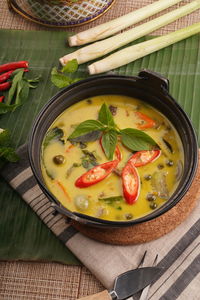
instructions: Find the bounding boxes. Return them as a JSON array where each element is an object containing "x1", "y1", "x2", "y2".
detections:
[
  {"x1": 122, "y1": 162, "x2": 140, "y2": 204},
  {"x1": 0, "y1": 96, "x2": 4, "y2": 103},
  {"x1": 135, "y1": 111, "x2": 156, "y2": 129},
  {"x1": 99, "y1": 137, "x2": 122, "y2": 161},
  {"x1": 128, "y1": 150, "x2": 161, "y2": 167},
  {"x1": 0, "y1": 70, "x2": 14, "y2": 83},
  {"x1": 0, "y1": 61, "x2": 29, "y2": 73},
  {"x1": 75, "y1": 160, "x2": 119, "y2": 188},
  {"x1": 0, "y1": 81, "x2": 11, "y2": 91}
]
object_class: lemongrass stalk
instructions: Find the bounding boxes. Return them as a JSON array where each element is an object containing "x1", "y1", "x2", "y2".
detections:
[
  {"x1": 60, "y1": 0, "x2": 200, "y2": 66},
  {"x1": 68, "y1": 0, "x2": 183, "y2": 46},
  {"x1": 88, "y1": 22, "x2": 200, "y2": 75}
]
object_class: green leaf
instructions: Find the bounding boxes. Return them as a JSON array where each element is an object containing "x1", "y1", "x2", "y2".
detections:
[
  {"x1": 51, "y1": 67, "x2": 71, "y2": 88},
  {"x1": 27, "y1": 75, "x2": 42, "y2": 83},
  {"x1": 6, "y1": 69, "x2": 24, "y2": 105},
  {"x1": 102, "y1": 130, "x2": 117, "y2": 160},
  {"x1": 61, "y1": 59, "x2": 78, "y2": 73},
  {"x1": 0, "y1": 129, "x2": 19, "y2": 165},
  {"x1": 0, "y1": 102, "x2": 19, "y2": 115},
  {"x1": 98, "y1": 103, "x2": 115, "y2": 127},
  {"x1": 15, "y1": 79, "x2": 30, "y2": 105},
  {"x1": 69, "y1": 130, "x2": 101, "y2": 143},
  {"x1": 0, "y1": 147, "x2": 19, "y2": 162},
  {"x1": 43, "y1": 127, "x2": 64, "y2": 149},
  {"x1": 98, "y1": 196, "x2": 123, "y2": 206},
  {"x1": 0, "y1": 129, "x2": 10, "y2": 146},
  {"x1": 68, "y1": 120, "x2": 105, "y2": 140},
  {"x1": 120, "y1": 128, "x2": 157, "y2": 151}
]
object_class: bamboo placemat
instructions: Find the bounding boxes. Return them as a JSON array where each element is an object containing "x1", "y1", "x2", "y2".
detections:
[{"x1": 0, "y1": 0, "x2": 199, "y2": 299}]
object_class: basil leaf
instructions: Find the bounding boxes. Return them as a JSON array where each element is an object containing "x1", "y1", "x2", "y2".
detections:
[
  {"x1": 0, "y1": 129, "x2": 11, "y2": 146},
  {"x1": 0, "y1": 102, "x2": 19, "y2": 115},
  {"x1": 120, "y1": 128, "x2": 157, "y2": 151},
  {"x1": 102, "y1": 130, "x2": 117, "y2": 160},
  {"x1": 27, "y1": 75, "x2": 42, "y2": 83},
  {"x1": 43, "y1": 127, "x2": 64, "y2": 149},
  {"x1": 51, "y1": 68, "x2": 71, "y2": 88},
  {"x1": 98, "y1": 103, "x2": 115, "y2": 127},
  {"x1": 69, "y1": 130, "x2": 101, "y2": 143},
  {"x1": 68, "y1": 120, "x2": 105, "y2": 140},
  {"x1": 61, "y1": 59, "x2": 78, "y2": 73},
  {"x1": 6, "y1": 69, "x2": 24, "y2": 105},
  {"x1": 0, "y1": 147, "x2": 19, "y2": 162},
  {"x1": 0, "y1": 129, "x2": 19, "y2": 166},
  {"x1": 15, "y1": 79, "x2": 30, "y2": 105}
]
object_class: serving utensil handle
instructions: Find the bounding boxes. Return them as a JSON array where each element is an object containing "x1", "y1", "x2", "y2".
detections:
[{"x1": 77, "y1": 290, "x2": 112, "y2": 300}]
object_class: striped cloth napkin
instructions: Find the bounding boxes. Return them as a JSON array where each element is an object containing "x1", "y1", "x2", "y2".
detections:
[{"x1": 1, "y1": 144, "x2": 200, "y2": 300}]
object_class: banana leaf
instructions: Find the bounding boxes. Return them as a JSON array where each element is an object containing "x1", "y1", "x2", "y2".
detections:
[{"x1": 0, "y1": 29, "x2": 199, "y2": 264}]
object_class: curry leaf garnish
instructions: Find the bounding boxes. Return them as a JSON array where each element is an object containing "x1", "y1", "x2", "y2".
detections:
[
  {"x1": 102, "y1": 130, "x2": 117, "y2": 160},
  {"x1": 43, "y1": 127, "x2": 64, "y2": 149},
  {"x1": 98, "y1": 103, "x2": 115, "y2": 127},
  {"x1": 68, "y1": 120, "x2": 105, "y2": 140},
  {"x1": 120, "y1": 128, "x2": 157, "y2": 151}
]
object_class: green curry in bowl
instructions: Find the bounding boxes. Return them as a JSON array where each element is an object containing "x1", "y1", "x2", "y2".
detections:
[{"x1": 41, "y1": 95, "x2": 184, "y2": 222}]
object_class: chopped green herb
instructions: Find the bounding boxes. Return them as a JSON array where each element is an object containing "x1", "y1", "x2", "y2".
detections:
[
  {"x1": 81, "y1": 149, "x2": 99, "y2": 169},
  {"x1": 43, "y1": 127, "x2": 64, "y2": 149},
  {"x1": 98, "y1": 196, "x2": 123, "y2": 205}
]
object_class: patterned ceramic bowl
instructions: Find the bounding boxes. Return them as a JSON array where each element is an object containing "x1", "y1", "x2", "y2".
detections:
[{"x1": 8, "y1": 0, "x2": 116, "y2": 27}]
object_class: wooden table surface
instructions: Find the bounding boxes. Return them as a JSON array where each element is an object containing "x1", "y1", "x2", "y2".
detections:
[{"x1": 0, "y1": 0, "x2": 199, "y2": 299}]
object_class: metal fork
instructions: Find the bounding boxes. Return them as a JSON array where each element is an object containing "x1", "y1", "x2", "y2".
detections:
[
  {"x1": 126, "y1": 251, "x2": 148, "y2": 300},
  {"x1": 126, "y1": 251, "x2": 158, "y2": 300},
  {"x1": 138, "y1": 254, "x2": 158, "y2": 300}
]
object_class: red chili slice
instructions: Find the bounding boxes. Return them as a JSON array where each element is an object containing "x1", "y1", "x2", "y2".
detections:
[
  {"x1": 122, "y1": 162, "x2": 140, "y2": 205},
  {"x1": 135, "y1": 111, "x2": 156, "y2": 129},
  {"x1": 99, "y1": 137, "x2": 122, "y2": 161},
  {"x1": 128, "y1": 150, "x2": 161, "y2": 167},
  {"x1": 75, "y1": 160, "x2": 119, "y2": 188}
]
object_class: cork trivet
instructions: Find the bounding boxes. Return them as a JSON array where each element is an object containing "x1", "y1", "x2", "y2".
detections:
[{"x1": 72, "y1": 153, "x2": 200, "y2": 245}]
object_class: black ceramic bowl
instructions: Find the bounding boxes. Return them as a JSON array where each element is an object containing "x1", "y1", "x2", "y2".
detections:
[{"x1": 28, "y1": 70, "x2": 198, "y2": 228}]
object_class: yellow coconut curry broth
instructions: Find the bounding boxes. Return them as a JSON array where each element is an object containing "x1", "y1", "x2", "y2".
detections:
[{"x1": 41, "y1": 95, "x2": 184, "y2": 221}]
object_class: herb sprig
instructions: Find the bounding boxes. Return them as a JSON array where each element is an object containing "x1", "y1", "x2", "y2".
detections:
[
  {"x1": 68, "y1": 103, "x2": 157, "y2": 160},
  {"x1": 0, "y1": 129, "x2": 19, "y2": 168},
  {"x1": 51, "y1": 59, "x2": 82, "y2": 88},
  {"x1": 0, "y1": 69, "x2": 41, "y2": 115}
]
